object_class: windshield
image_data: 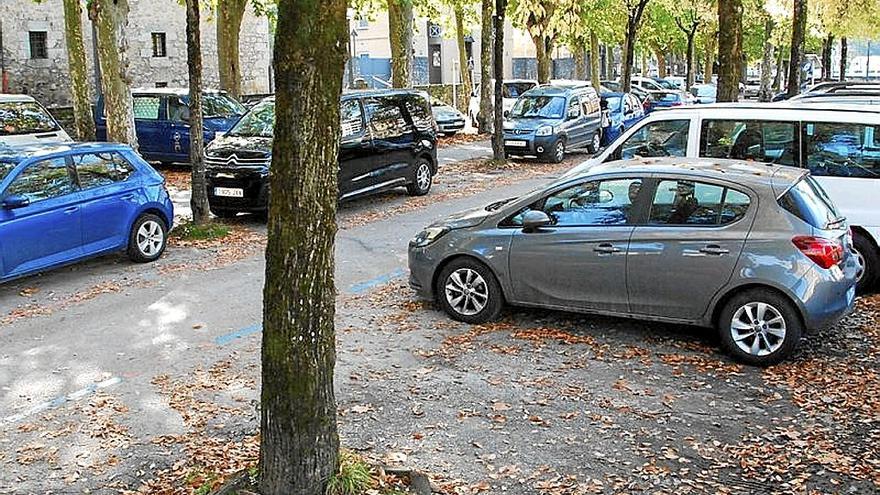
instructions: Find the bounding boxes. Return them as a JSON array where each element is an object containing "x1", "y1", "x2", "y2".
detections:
[
  {"x1": 0, "y1": 160, "x2": 15, "y2": 181},
  {"x1": 0, "y1": 102, "x2": 60, "y2": 136},
  {"x1": 203, "y1": 93, "x2": 246, "y2": 118},
  {"x1": 503, "y1": 82, "x2": 537, "y2": 99},
  {"x1": 657, "y1": 79, "x2": 678, "y2": 90},
  {"x1": 228, "y1": 100, "x2": 275, "y2": 138},
  {"x1": 510, "y1": 96, "x2": 565, "y2": 119}
]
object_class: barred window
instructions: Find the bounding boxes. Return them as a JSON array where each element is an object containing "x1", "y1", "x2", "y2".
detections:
[
  {"x1": 29, "y1": 32, "x2": 48, "y2": 60},
  {"x1": 151, "y1": 33, "x2": 167, "y2": 58}
]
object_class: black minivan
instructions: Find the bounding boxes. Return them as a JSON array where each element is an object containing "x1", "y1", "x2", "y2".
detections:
[{"x1": 204, "y1": 89, "x2": 438, "y2": 217}]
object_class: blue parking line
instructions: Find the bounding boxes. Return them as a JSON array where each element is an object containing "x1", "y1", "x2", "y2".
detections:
[
  {"x1": 347, "y1": 267, "x2": 406, "y2": 294},
  {"x1": 215, "y1": 323, "x2": 262, "y2": 346}
]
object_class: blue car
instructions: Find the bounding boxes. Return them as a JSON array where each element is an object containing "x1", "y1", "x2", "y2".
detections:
[
  {"x1": 600, "y1": 91, "x2": 646, "y2": 145},
  {"x1": 95, "y1": 88, "x2": 245, "y2": 165},
  {"x1": 652, "y1": 91, "x2": 689, "y2": 108},
  {"x1": 0, "y1": 143, "x2": 174, "y2": 282}
]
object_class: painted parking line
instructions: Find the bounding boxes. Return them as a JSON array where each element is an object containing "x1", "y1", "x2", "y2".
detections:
[
  {"x1": 214, "y1": 323, "x2": 262, "y2": 346},
  {"x1": 347, "y1": 267, "x2": 406, "y2": 294},
  {"x1": 2, "y1": 376, "x2": 122, "y2": 425}
]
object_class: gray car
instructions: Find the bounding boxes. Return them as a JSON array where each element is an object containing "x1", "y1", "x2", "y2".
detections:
[{"x1": 408, "y1": 158, "x2": 858, "y2": 365}]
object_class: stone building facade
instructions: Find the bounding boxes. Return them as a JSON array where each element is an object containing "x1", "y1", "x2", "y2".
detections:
[{"x1": 0, "y1": 0, "x2": 272, "y2": 107}]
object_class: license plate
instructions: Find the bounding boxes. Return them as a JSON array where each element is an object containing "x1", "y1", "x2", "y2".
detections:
[
  {"x1": 214, "y1": 187, "x2": 244, "y2": 198},
  {"x1": 505, "y1": 140, "x2": 527, "y2": 147}
]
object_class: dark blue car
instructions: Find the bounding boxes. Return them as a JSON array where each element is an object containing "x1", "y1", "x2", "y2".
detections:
[
  {"x1": 0, "y1": 143, "x2": 174, "y2": 282},
  {"x1": 600, "y1": 91, "x2": 645, "y2": 145},
  {"x1": 95, "y1": 88, "x2": 245, "y2": 165}
]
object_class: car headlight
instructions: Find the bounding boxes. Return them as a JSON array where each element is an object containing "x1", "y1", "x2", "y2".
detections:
[
  {"x1": 410, "y1": 226, "x2": 450, "y2": 248},
  {"x1": 535, "y1": 126, "x2": 554, "y2": 136}
]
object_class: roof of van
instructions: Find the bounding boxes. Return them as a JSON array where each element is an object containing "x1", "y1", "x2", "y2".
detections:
[
  {"x1": 0, "y1": 142, "x2": 131, "y2": 164},
  {"x1": 524, "y1": 85, "x2": 595, "y2": 97},
  {"x1": 649, "y1": 101, "x2": 880, "y2": 115},
  {"x1": 341, "y1": 88, "x2": 427, "y2": 98},
  {"x1": 0, "y1": 94, "x2": 37, "y2": 103}
]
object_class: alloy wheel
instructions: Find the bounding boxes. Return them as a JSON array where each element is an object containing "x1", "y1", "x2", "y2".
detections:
[
  {"x1": 137, "y1": 220, "x2": 165, "y2": 257},
  {"x1": 444, "y1": 268, "x2": 489, "y2": 316},
  {"x1": 592, "y1": 133, "x2": 600, "y2": 152},
  {"x1": 853, "y1": 247, "x2": 866, "y2": 282},
  {"x1": 730, "y1": 302, "x2": 786, "y2": 357},
  {"x1": 416, "y1": 162, "x2": 431, "y2": 192},
  {"x1": 555, "y1": 141, "x2": 565, "y2": 162}
]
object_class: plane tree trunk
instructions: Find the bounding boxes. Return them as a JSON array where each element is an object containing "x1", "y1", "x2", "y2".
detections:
[
  {"x1": 388, "y1": 0, "x2": 414, "y2": 87},
  {"x1": 590, "y1": 31, "x2": 601, "y2": 91},
  {"x1": 186, "y1": 0, "x2": 208, "y2": 224},
  {"x1": 454, "y1": 5, "x2": 472, "y2": 111},
  {"x1": 786, "y1": 0, "x2": 806, "y2": 97},
  {"x1": 717, "y1": 0, "x2": 742, "y2": 102},
  {"x1": 621, "y1": 0, "x2": 649, "y2": 92},
  {"x1": 759, "y1": 18, "x2": 775, "y2": 101},
  {"x1": 839, "y1": 37, "x2": 848, "y2": 81},
  {"x1": 492, "y1": 0, "x2": 506, "y2": 160},
  {"x1": 217, "y1": 0, "x2": 247, "y2": 99},
  {"x1": 478, "y1": 0, "x2": 493, "y2": 133},
  {"x1": 90, "y1": 0, "x2": 137, "y2": 149},
  {"x1": 62, "y1": 0, "x2": 95, "y2": 141}
]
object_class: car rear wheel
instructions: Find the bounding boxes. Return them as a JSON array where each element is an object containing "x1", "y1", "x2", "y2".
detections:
[
  {"x1": 127, "y1": 213, "x2": 168, "y2": 263},
  {"x1": 436, "y1": 258, "x2": 503, "y2": 324},
  {"x1": 853, "y1": 233, "x2": 878, "y2": 294},
  {"x1": 718, "y1": 289, "x2": 802, "y2": 366},
  {"x1": 406, "y1": 159, "x2": 433, "y2": 196}
]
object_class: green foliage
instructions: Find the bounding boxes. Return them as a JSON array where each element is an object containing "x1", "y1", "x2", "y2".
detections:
[
  {"x1": 325, "y1": 450, "x2": 373, "y2": 495},
  {"x1": 171, "y1": 221, "x2": 231, "y2": 241}
]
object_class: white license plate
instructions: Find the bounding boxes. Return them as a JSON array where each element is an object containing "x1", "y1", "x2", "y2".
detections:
[
  {"x1": 505, "y1": 140, "x2": 527, "y2": 147},
  {"x1": 214, "y1": 187, "x2": 244, "y2": 198}
]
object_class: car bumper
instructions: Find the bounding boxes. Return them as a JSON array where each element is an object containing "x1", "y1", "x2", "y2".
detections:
[
  {"x1": 206, "y1": 167, "x2": 270, "y2": 212},
  {"x1": 797, "y1": 259, "x2": 858, "y2": 332},
  {"x1": 408, "y1": 244, "x2": 443, "y2": 300},
  {"x1": 437, "y1": 119, "x2": 465, "y2": 133},
  {"x1": 502, "y1": 133, "x2": 556, "y2": 155}
]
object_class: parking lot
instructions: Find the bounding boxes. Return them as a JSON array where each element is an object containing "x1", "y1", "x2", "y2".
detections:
[{"x1": 1, "y1": 146, "x2": 878, "y2": 494}]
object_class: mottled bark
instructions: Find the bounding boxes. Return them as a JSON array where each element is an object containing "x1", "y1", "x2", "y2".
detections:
[
  {"x1": 186, "y1": 0, "x2": 208, "y2": 224},
  {"x1": 492, "y1": 0, "x2": 507, "y2": 160},
  {"x1": 759, "y1": 19, "x2": 775, "y2": 101},
  {"x1": 703, "y1": 33, "x2": 715, "y2": 83},
  {"x1": 590, "y1": 31, "x2": 601, "y2": 91},
  {"x1": 573, "y1": 42, "x2": 587, "y2": 80},
  {"x1": 717, "y1": 0, "x2": 742, "y2": 102},
  {"x1": 62, "y1": 0, "x2": 95, "y2": 141},
  {"x1": 675, "y1": 17, "x2": 699, "y2": 90},
  {"x1": 840, "y1": 37, "x2": 848, "y2": 81},
  {"x1": 821, "y1": 34, "x2": 833, "y2": 80},
  {"x1": 773, "y1": 47, "x2": 785, "y2": 90},
  {"x1": 653, "y1": 44, "x2": 667, "y2": 78},
  {"x1": 454, "y1": 5, "x2": 472, "y2": 112},
  {"x1": 786, "y1": 0, "x2": 806, "y2": 97},
  {"x1": 478, "y1": 0, "x2": 494, "y2": 133},
  {"x1": 258, "y1": 0, "x2": 347, "y2": 493},
  {"x1": 621, "y1": 0, "x2": 649, "y2": 93},
  {"x1": 533, "y1": 35, "x2": 552, "y2": 84},
  {"x1": 388, "y1": 0, "x2": 413, "y2": 88},
  {"x1": 90, "y1": 0, "x2": 137, "y2": 149},
  {"x1": 217, "y1": 0, "x2": 247, "y2": 99}
]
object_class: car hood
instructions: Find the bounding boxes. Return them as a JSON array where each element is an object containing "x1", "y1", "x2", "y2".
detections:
[
  {"x1": 503, "y1": 117, "x2": 559, "y2": 132},
  {"x1": 205, "y1": 135, "x2": 273, "y2": 159},
  {"x1": 431, "y1": 205, "x2": 493, "y2": 230},
  {"x1": 432, "y1": 106, "x2": 463, "y2": 120}
]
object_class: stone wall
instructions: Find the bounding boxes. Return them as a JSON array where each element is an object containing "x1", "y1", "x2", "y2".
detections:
[{"x1": 0, "y1": 0, "x2": 271, "y2": 107}]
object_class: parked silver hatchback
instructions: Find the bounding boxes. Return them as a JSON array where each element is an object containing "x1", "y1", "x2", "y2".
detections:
[{"x1": 408, "y1": 158, "x2": 858, "y2": 365}]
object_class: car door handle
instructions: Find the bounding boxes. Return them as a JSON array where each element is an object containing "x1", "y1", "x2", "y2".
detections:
[
  {"x1": 699, "y1": 245, "x2": 730, "y2": 255},
  {"x1": 63, "y1": 206, "x2": 78, "y2": 214},
  {"x1": 594, "y1": 243, "x2": 622, "y2": 254},
  {"x1": 120, "y1": 193, "x2": 136, "y2": 200}
]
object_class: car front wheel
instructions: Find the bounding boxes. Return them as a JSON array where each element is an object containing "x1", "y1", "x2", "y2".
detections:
[
  {"x1": 406, "y1": 159, "x2": 433, "y2": 196},
  {"x1": 718, "y1": 289, "x2": 802, "y2": 366},
  {"x1": 588, "y1": 131, "x2": 601, "y2": 153},
  {"x1": 127, "y1": 213, "x2": 168, "y2": 263},
  {"x1": 436, "y1": 258, "x2": 504, "y2": 324},
  {"x1": 546, "y1": 139, "x2": 566, "y2": 163}
]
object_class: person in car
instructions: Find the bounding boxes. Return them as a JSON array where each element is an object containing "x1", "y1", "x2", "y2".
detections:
[{"x1": 669, "y1": 181, "x2": 699, "y2": 224}]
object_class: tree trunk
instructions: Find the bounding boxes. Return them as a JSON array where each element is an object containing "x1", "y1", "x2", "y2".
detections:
[
  {"x1": 759, "y1": 18, "x2": 775, "y2": 101},
  {"x1": 258, "y1": 0, "x2": 347, "y2": 493},
  {"x1": 454, "y1": 5, "x2": 472, "y2": 112},
  {"x1": 217, "y1": 0, "x2": 247, "y2": 99},
  {"x1": 839, "y1": 37, "x2": 848, "y2": 81},
  {"x1": 533, "y1": 35, "x2": 552, "y2": 84},
  {"x1": 492, "y1": 0, "x2": 507, "y2": 160},
  {"x1": 573, "y1": 42, "x2": 587, "y2": 80},
  {"x1": 621, "y1": 1, "x2": 648, "y2": 93},
  {"x1": 654, "y1": 44, "x2": 667, "y2": 78},
  {"x1": 786, "y1": 0, "x2": 806, "y2": 97},
  {"x1": 685, "y1": 30, "x2": 696, "y2": 89},
  {"x1": 773, "y1": 47, "x2": 785, "y2": 90},
  {"x1": 717, "y1": 0, "x2": 742, "y2": 102},
  {"x1": 478, "y1": 0, "x2": 493, "y2": 133},
  {"x1": 703, "y1": 31, "x2": 715, "y2": 83},
  {"x1": 821, "y1": 34, "x2": 833, "y2": 80},
  {"x1": 186, "y1": 0, "x2": 208, "y2": 224},
  {"x1": 62, "y1": 0, "x2": 95, "y2": 141},
  {"x1": 90, "y1": 0, "x2": 137, "y2": 149},
  {"x1": 388, "y1": 0, "x2": 413, "y2": 88},
  {"x1": 590, "y1": 31, "x2": 600, "y2": 91}
]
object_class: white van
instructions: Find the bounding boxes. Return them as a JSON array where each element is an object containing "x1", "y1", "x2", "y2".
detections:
[
  {"x1": 566, "y1": 103, "x2": 880, "y2": 293},
  {"x1": 0, "y1": 94, "x2": 72, "y2": 146}
]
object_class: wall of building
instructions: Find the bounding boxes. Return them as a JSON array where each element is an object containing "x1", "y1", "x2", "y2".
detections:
[{"x1": 0, "y1": 0, "x2": 271, "y2": 107}]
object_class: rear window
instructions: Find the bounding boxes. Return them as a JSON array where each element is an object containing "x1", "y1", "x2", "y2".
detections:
[
  {"x1": 778, "y1": 177, "x2": 841, "y2": 229},
  {"x1": 0, "y1": 160, "x2": 16, "y2": 181},
  {"x1": 0, "y1": 101, "x2": 60, "y2": 135}
]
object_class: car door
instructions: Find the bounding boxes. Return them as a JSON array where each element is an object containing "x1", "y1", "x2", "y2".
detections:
[
  {"x1": 0, "y1": 156, "x2": 82, "y2": 278},
  {"x1": 623, "y1": 95, "x2": 643, "y2": 129},
  {"x1": 73, "y1": 151, "x2": 143, "y2": 253},
  {"x1": 338, "y1": 98, "x2": 374, "y2": 198},
  {"x1": 580, "y1": 94, "x2": 603, "y2": 140},
  {"x1": 626, "y1": 178, "x2": 753, "y2": 320},
  {"x1": 562, "y1": 96, "x2": 586, "y2": 145},
  {"x1": 131, "y1": 94, "x2": 165, "y2": 161},
  {"x1": 507, "y1": 177, "x2": 645, "y2": 313},
  {"x1": 361, "y1": 96, "x2": 415, "y2": 190},
  {"x1": 166, "y1": 95, "x2": 192, "y2": 163}
]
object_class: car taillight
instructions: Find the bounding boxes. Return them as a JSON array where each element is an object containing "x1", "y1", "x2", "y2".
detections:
[
  {"x1": 671, "y1": 101, "x2": 683, "y2": 106},
  {"x1": 792, "y1": 236, "x2": 844, "y2": 269}
]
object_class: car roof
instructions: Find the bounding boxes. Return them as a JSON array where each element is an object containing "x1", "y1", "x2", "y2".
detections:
[
  {"x1": 0, "y1": 142, "x2": 132, "y2": 163},
  {"x1": 524, "y1": 85, "x2": 595, "y2": 97},
  {"x1": 570, "y1": 157, "x2": 805, "y2": 189},
  {"x1": 0, "y1": 94, "x2": 37, "y2": 103},
  {"x1": 643, "y1": 101, "x2": 880, "y2": 119}
]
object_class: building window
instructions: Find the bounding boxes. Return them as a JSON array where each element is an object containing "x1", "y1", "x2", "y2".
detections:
[
  {"x1": 151, "y1": 33, "x2": 167, "y2": 58},
  {"x1": 29, "y1": 31, "x2": 48, "y2": 60},
  {"x1": 357, "y1": 17, "x2": 369, "y2": 29}
]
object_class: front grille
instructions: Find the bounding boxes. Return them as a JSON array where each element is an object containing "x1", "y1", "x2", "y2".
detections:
[
  {"x1": 511, "y1": 129, "x2": 533, "y2": 135},
  {"x1": 205, "y1": 153, "x2": 270, "y2": 168}
]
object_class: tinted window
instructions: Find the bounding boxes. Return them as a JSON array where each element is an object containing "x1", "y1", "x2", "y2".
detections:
[
  {"x1": 403, "y1": 96, "x2": 434, "y2": 132},
  {"x1": 649, "y1": 180, "x2": 750, "y2": 225},
  {"x1": 510, "y1": 96, "x2": 565, "y2": 119},
  {"x1": 202, "y1": 93, "x2": 245, "y2": 118},
  {"x1": 540, "y1": 178, "x2": 643, "y2": 226},
  {"x1": 5, "y1": 157, "x2": 75, "y2": 202},
  {"x1": 803, "y1": 122, "x2": 880, "y2": 178},
  {"x1": 617, "y1": 119, "x2": 689, "y2": 160},
  {"x1": 73, "y1": 152, "x2": 135, "y2": 189},
  {"x1": 700, "y1": 120, "x2": 798, "y2": 166},
  {"x1": 228, "y1": 99, "x2": 275, "y2": 138},
  {"x1": 341, "y1": 99, "x2": 365, "y2": 139},
  {"x1": 133, "y1": 96, "x2": 161, "y2": 120},
  {"x1": 0, "y1": 102, "x2": 60, "y2": 135},
  {"x1": 778, "y1": 177, "x2": 841, "y2": 229},
  {"x1": 366, "y1": 97, "x2": 412, "y2": 140}
]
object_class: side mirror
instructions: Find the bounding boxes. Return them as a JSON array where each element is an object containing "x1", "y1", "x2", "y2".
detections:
[
  {"x1": 2, "y1": 194, "x2": 30, "y2": 209},
  {"x1": 522, "y1": 210, "x2": 551, "y2": 232}
]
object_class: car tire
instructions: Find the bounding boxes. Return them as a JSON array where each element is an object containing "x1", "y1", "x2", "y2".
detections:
[
  {"x1": 718, "y1": 288, "x2": 803, "y2": 366},
  {"x1": 211, "y1": 209, "x2": 239, "y2": 219},
  {"x1": 853, "y1": 233, "x2": 879, "y2": 294},
  {"x1": 545, "y1": 138, "x2": 566, "y2": 163},
  {"x1": 436, "y1": 258, "x2": 504, "y2": 324},
  {"x1": 406, "y1": 159, "x2": 433, "y2": 196},
  {"x1": 588, "y1": 131, "x2": 601, "y2": 153},
  {"x1": 127, "y1": 213, "x2": 168, "y2": 263}
]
